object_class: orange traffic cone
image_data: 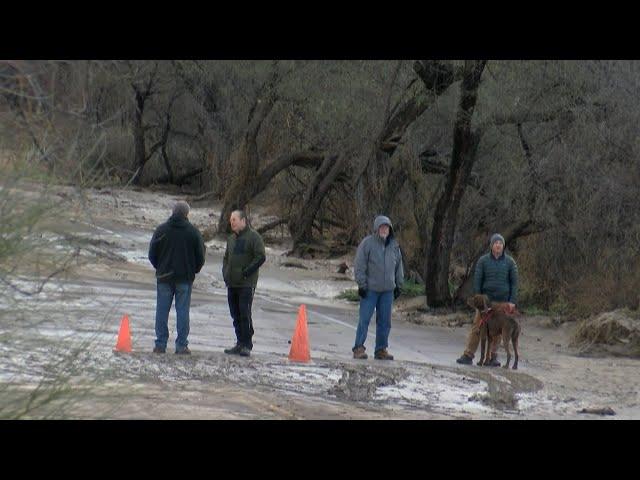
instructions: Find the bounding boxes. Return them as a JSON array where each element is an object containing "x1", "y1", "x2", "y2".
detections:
[
  {"x1": 289, "y1": 304, "x2": 311, "y2": 362},
  {"x1": 114, "y1": 314, "x2": 132, "y2": 353}
]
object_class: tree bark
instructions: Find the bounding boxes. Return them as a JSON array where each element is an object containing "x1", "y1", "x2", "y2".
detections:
[
  {"x1": 217, "y1": 148, "x2": 323, "y2": 235},
  {"x1": 256, "y1": 218, "x2": 289, "y2": 235},
  {"x1": 254, "y1": 151, "x2": 324, "y2": 193},
  {"x1": 131, "y1": 87, "x2": 147, "y2": 186},
  {"x1": 425, "y1": 60, "x2": 487, "y2": 308},
  {"x1": 128, "y1": 63, "x2": 160, "y2": 185},
  {"x1": 288, "y1": 155, "x2": 346, "y2": 253},
  {"x1": 356, "y1": 61, "x2": 462, "y2": 239},
  {"x1": 217, "y1": 68, "x2": 280, "y2": 234},
  {"x1": 452, "y1": 123, "x2": 552, "y2": 305}
]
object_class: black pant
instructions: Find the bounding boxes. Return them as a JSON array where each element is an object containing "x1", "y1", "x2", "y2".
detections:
[{"x1": 227, "y1": 287, "x2": 255, "y2": 349}]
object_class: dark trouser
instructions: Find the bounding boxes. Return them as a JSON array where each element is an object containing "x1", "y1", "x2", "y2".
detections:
[{"x1": 227, "y1": 287, "x2": 255, "y2": 349}]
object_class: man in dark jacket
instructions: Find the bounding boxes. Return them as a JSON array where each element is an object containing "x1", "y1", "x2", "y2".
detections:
[
  {"x1": 352, "y1": 215, "x2": 404, "y2": 360},
  {"x1": 222, "y1": 210, "x2": 266, "y2": 357},
  {"x1": 148, "y1": 201, "x2": 205, "y2": 355},
  {"x1": 456, "y1": 233, "x2": 518, "y2": 366}
]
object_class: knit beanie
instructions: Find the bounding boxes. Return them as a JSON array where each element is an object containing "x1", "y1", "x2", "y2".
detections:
[{"x1": 490, "y1": 233, "x2": 505, "y2": 247}]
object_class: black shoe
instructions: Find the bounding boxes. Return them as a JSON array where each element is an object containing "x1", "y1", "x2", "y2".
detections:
[
  {"x1": 456, "y1": 354, "x2": 473, "y2": 365},
  {"x1": 153, "y1": 346, "x2": 166, "y2": 354},
  {"x1": 224, "y1": 344, "x2": 242, "y2": 355},
  {"x1": 175, "y1": 347, "x2": 191, "y2": 355},
  {"x1": 238, "y1": 346, "x2": 251, "y2": 357}
]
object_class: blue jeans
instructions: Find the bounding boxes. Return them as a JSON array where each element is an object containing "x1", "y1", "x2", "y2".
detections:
[
  {"x1": 353, "y1": 290, "x2": 393, "y2": 353},
  {"x1": 155, "y1": 281, "x2": 192, "y2": 351}
]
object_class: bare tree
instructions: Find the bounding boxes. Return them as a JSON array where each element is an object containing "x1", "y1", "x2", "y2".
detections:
[
  {"x1": 353, "y1": 61, "x2": 463, "y2": 242},
  {"x1": 128, "y1": 62, "x2": 162, "y2": 185},
  {"x1": 425, "y1": 60, "x2": 487, "y2": 308},
  {"x1": 287, "y1": 154, "x2": 347, "y2": 254},
  {"x1": 215, "y1": 63, "x2": 338, "y2": 236}
]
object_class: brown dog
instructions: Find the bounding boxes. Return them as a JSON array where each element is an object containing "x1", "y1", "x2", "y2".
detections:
[{"x1": 467, "y1": 294, "x2": 521, "y2": 370}]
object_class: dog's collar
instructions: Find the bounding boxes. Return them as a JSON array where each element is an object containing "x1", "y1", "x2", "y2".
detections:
[{"x1": 479, "y1": 307, "x2": 494, "y2": 326}]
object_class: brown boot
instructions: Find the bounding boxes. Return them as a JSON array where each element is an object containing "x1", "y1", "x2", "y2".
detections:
[
  {"x1": 374, "y1": 349, "x2": 394, "y2": 360},
  {"x1": 353, "y1": 346, "x2": 368, "y2": 359}
]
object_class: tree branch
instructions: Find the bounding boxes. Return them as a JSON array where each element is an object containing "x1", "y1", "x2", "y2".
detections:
[
  {"x1": 255, "y1": 151, "x2": 325, "y2": 193},
  {"x1": 257, "y1": 218, "x2": 289, "y2": 235}
]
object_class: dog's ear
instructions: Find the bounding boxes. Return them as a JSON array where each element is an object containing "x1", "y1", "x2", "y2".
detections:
[
  {"x1": 466, "y1": 296, "x2": 476, "y2": 308},
  {"x1": 471, "y1": 295, "x2": 482, "y2": 310},
  {"x1": 481, "y1": 295, "x2": 490, "y2": 310}
]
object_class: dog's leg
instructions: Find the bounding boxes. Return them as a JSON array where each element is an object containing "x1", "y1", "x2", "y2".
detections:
[
  {"x1": 478, "y1": 324, "x2": 486, "y2": 366},
  {"x1": 484, "y1": 335, "x2": 495, "y2": 366},
  {"x1": 512, "y1": 326, "x2": 520, "y2": 370},
  {"x1": 502, "y1": 329, "x2": 511, "y2": 369}
]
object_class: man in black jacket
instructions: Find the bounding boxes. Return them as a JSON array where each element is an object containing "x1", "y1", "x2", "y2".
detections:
[
  {"x1": 149, "y1": 201, "x2": 205, "y2": 354},
  {"x1": 222, "y1": 210, "x2": 265, "y2": 357}
]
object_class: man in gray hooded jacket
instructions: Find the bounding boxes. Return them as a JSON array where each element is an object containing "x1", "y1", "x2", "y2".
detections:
[{"x1": 352, "y1": 215, "x2": 404, "y2": 360}]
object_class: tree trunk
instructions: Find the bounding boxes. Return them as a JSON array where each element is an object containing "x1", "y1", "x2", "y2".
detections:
[
  {"x1": 158, "y1": 94, "x2": 179, "y2": 184},
  {"x1": 2, "y1": 62, "x2": 55, "y2": 170},
  {"x1": 217, "y1": 69, "x2": 280, "y2": 234},
  {"x1": 356, "y1": 60, "x2": 461, "y2": 240},
  {"x1": 131, "y1": 88, "x2": 147, "y2": 186},
  {"x1": 452, "y1": 123, "x2": 551, "y2": 305},
  {"x1": 257, "y1": 218, "x2": 289, "y2": 235},
  {"x1": 288, "y1": 155, "x2": 346, "y2": 253},
  {"x1": 217, "y1": 148, "x2": 323, "y2": 234},
  {"x1": 217, "y1": 146, "x2": 257, "y2": 234},
  {"x1": 425, "y1": 60, "x2": 487, "y2": 308}
]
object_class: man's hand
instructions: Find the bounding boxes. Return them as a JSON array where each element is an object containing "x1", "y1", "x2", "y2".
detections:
[
  {"x1": 506, "y1": 302, "x2": 516, "y2": 314},
  {"x1": 358, "y1": 287, "x2": 367, "y2": 299},
  {"x1": 393, "y1": 287, "x2": 401, "y2": 300}
]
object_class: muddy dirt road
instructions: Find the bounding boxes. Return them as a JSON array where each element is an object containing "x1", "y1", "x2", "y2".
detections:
[{"x1": 1, "y1": 185, "x2": 638, "y2": 419}]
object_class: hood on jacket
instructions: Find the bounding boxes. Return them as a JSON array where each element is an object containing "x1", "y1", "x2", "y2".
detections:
[
  {"x1": 168, "y1": 214, "x2": 189, "y2": 228},
  {"x1": 373, "y1": 215, "x2": 394, "y2": 237}
]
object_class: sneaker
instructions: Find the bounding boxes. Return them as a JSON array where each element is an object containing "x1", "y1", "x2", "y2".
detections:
[
  {"x1": 353, "y1": 346, "x2": 368, "y2": 359},
  {"x1": 238, "y1": 346, "x2": 251, "y2": 357},
  {"x1": 224, "y1": 344, "x2": 242, "y2": 355},
  {"x1": 153, "y1": 346, "x2": 166, "y2": 354},
  {"x1": 374, "y1": 349, "x2": 394, "y2": 360},
  {"x1": 175, "y1": 347, "x2": 191, "y2": 355},
  {"x1": 456, "y1": 354, "x2": 473, "y2": 365}
]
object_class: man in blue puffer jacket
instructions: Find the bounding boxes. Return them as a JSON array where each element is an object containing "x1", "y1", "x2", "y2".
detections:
[
  {"x1": 352, "y1": 215, "x2": 404, "y2": 360},
  {"x1": 456, "y1": 233, "x2": 518, "y2": 367}
]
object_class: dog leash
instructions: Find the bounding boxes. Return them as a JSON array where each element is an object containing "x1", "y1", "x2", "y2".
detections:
[{"x1": 479, "y1": 308, "x2": 494, "y2": 326}]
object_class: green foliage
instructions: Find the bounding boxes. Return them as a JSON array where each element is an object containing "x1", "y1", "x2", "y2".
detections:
[
  {"x1": 402, "y1": 279, "x2": 425, "y2": 297},
  {"x1": 521, "y1": 305, "x2": 550, "y2": 316},
  {"x1": 549, "y1": 297, "x2": 570, "y2": 316},
  {"x1": 336, "y1": 289, "x2": 360, "y2": 302}
]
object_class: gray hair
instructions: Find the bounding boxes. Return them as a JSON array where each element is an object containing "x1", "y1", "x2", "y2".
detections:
[
  {"x1": 173, "y1": 201, "x2": 190, "y2": 218},
  {"x1": 231, "y1": 209, "x2": 247, "y2": 221}
]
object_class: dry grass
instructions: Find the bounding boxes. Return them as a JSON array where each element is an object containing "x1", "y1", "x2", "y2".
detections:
[{"x1": 569, "y1": 309, "x2": 640, "y2": 357}]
